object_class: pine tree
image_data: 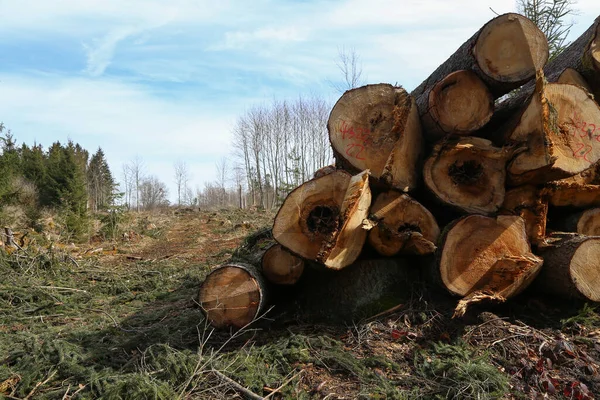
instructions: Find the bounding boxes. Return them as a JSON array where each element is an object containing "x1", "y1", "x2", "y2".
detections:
[{"x1": 87, "y1": 147, "x2": 115, "y2": 211}]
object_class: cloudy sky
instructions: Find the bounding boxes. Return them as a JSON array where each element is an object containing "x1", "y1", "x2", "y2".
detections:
[{"x1": 1, "y1": 0, "x2": 599, "y2": 201}]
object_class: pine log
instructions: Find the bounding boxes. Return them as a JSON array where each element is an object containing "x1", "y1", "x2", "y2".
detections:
[
  {"x1": 198, "y1": 262, "x2": 269, "y2": 329},
  {"x1": 554, "y1": 208, "x2": 600, "y2": 236},
  {"x1": 438, "y1": 215, "x2": 543, "y2": 316},
  {"x1": 367, "y1": 190, "x2": 440, "y2": 256},
  {"x1": 536, "y1": 233, "x2": 600, "y2": 301},
  {"x1": 498, "y1": 73, "x2": 600, "y2": 185},
  {"x1": 500, "y1": 185, "x2": 548, "y2": 244},
  {"x1": 412, "y1": 13, "x2": 547, "y2": 103},
  {"x1": 327, "y1": 84, "x2": 422, "y2": 191},
  {"x1": 543, "y1": 16, "x2": 600, "y2": 99},
  {"x1": 272, "y1": 170, "x2": 371, "y2": 270},
  {"x1": 261, "y1": 244, "x2": 305, "y2": 285},
  {"x1": 417, "y1": 70, "x2": 494, "y2": 141},
  {"x1": 423, "y1": 137, "x2": 511, "y2": 214},
  {"x1": 294, "y1": 258, "x2": 420, "y2": 323}
]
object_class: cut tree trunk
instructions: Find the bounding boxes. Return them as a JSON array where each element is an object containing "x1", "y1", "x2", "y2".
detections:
[
  {"x1": 417, "y1": 70, "x2": 494, "y2": 141},
  {"x1": 557, "y1": 68, "x2": 594, "y2": 93},
  {"x1": 423, "y1": 137, "x2": 511, "y2": 214},
  {"x1": 294, "y1": 258, "x2": 419, "y2": 323},
  {"x1": 367, "y1": 190, "x2": 440, "y2": 256},
  {"x1": 411, "y1": 13, "x2": 548, "y2": 101},
  {"x1": 438, "y1": 215, "x2": 543, "y2": 317},
  {"x1": 542, "y1": 181, "x2": 600, "y2": 208},
  {"x1": 536, "y1": 233, "x2": 600, "y2": 301},
  {"x1": 543, "y1": 16, "x2": 600, "y2": 99},
  {"x1": 554, "y1": 208, "x2": 600, "y2": 236},
  {"x1": 500, "y1": 185, "x2": 548, "y2": 245},
  {"x1": 198, "y1": 262, "x2": 269, "y2": 329},
  {"x1": 272, "y1": 170, "x2": 371, "y2": 270},
  {"x1": 261, "y1": 244, "x2": 305, "y2": 285},
  {"x1": 327, "y1": 84, "x2": 422, "y2": 191},
  {"x1": 500, "y1": 74, "x2": 600, "y2": 185}
]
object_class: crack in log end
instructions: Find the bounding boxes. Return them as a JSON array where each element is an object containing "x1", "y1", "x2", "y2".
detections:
[
  {"x1": 448, "y1": 160, "x2": 485, "y2": 185},
  {"x1": 306, "y1": 205, "x2": 340, "y2": 236},
  {"x1": 392, "y1": 89, "x2": 412, "y2": 138}
]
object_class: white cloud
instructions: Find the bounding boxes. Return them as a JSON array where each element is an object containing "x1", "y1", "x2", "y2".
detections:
[
  {"x1": 0, "y1": 73, "x2": 239, "y2": 199},
  {"x1": 214, "y1": 27, "x2": 310, "y2": 50}
]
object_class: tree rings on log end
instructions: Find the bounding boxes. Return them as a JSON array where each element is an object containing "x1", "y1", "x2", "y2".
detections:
[
  {"x1": 439, "y1": 215, "x2": 542, "y2": 299},
  {"x1": 570, "y1": 239, "x2": 600, "y2": 301},
  {"x1": 328, "y1": 84, "x2": 422, "y2": 191},
  {"x1": 475, "y1": 13, "x2": 548, "y2": 83},
  {"x1": 199, "y1": 264, "x2": 263, "y2": 329},
  {"x1": 368, "y1": 191, "x2": 439, "y2": 256},
  {"x1": 424, "y1": 137, "x2": 508, "y2": 214},
  {"x1": 577, "y1": 208, "x2": 600, "y2": 236},
  {"x1": 273, "y1": 170, "x2": 371, "y2": 270},
  {"x1": 427, "y1": 70, "x2": 493, "y2": 135}
]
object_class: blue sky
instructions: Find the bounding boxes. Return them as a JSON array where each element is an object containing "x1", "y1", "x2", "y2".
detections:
[{"x1": 1, "y1": 0, "x2": 599, "y2": 201}]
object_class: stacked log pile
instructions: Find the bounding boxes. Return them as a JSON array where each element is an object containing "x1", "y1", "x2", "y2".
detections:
[{"x1": 199, "y1": 13, "x2": 600, "y2": 328}]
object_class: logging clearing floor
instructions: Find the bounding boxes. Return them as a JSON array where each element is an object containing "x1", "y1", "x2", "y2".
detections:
[{"x1": 1, "y1": 208, "x2": 600, "y2": 399}]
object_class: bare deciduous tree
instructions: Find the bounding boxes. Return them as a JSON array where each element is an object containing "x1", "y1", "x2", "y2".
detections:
[
  {"x1": 329, "y1": 46, "x2": 365, "y2": 94},
  {"x1": 174, "y1": 160, "x2": 190, "y2": 206},
  {"x1": 139, "y1": 175, "x2": 169, "y2": 210}
]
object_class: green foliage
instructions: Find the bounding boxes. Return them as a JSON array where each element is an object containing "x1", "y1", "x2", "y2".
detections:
[
  {"x1": 561, "y1": 303, "x2": 600, "y2": 330},
  {"x1": 517, "y1": 0, "x2": 576, "y2": 60},
  {"x1": 414, "y1": 341, "x2": 509, "y2": 399},
  {"x1": 99, "y1": 202, "x2": 129, "y2": 240}
]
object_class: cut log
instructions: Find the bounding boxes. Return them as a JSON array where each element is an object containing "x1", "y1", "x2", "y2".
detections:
[
  {"x1": 500, "y1": 185, "x2": 548, "y2": 244},
  {"x1": 261, "y1": 244, "x2": 305, "y2": 285},
  {"x1": 411, "y1": 13, "x2": 548, "y2": 101},
  {"x1": 536, "y1": 233, "x2": 600, "y2": 301},
  {"x1": 294, "y1": 258, "x2": 419, "y2": 323},
  {"x1": 198, "y1": 262, "x2": 269, "y2": 329},
  {"x1": 327, "y1": 84, "x2": 422, "y2": 191},
  {"x1": 423, "y1": 137, "x2": 511, "y2": 214},
  {"x1": 438, "y1": 215, "x2": 543, "y2": 316},
  {"x1": 543, "y1": 181, "x2": 600, "y2": 208},
  {"x1": 367, "y1": 190, "x2": 439, "y2": 256},
  {"x1": 272, "y1": 170, "x2": 371, "y2": 270},
  {"x1": 501, "y1": 73, "x2": 600, "y2": 185},
  {"x1": 554, "y1": 208, "x2": 600, "y2": 236},
  {"x1": 557, "y1": 68, "x2": 594, "y2": 93},
  {"x1": 543, "y1": 16, "x2": 600, "y2": 99},
  {"x1": 417, "y1": 70, "x2": 494, "y2": 141}
]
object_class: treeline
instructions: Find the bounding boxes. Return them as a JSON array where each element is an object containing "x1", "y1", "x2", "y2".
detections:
[
  {"x1": 197, "y1": 95, "x2": 334, "y2": 209},
  {"x1": 0, "y1": 123, "x2": 115, "y2": 238}
]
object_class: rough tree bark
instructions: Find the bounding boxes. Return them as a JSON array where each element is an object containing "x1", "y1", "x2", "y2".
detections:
[
  {"x1": 438, "y1": 215, "x2": 543, "y2": 317},
  {"x1": 272, "y1": 170, "x2": 371, "y2": 270},
  {"x1": 294, "y1": 258, "x2": 420, "y2": 323},
  {"x1": 411, "y1": 13, "x2": 548, "y2": 101},
  {"x1": 536, "y1": 233, "x2": 600, "y2": 301},
  {"x1": 423, "y1": 137, "x2": 511, "y2": 214},
  {"x1": 327, "y1": 84, "x2": 422, "y2": 191},
  {"x1": 366, "y1": 190, "x2": 439, "y2": 256},
  {"x1": 543, "y1": 16, "x2": 600, "y2": 99}
]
